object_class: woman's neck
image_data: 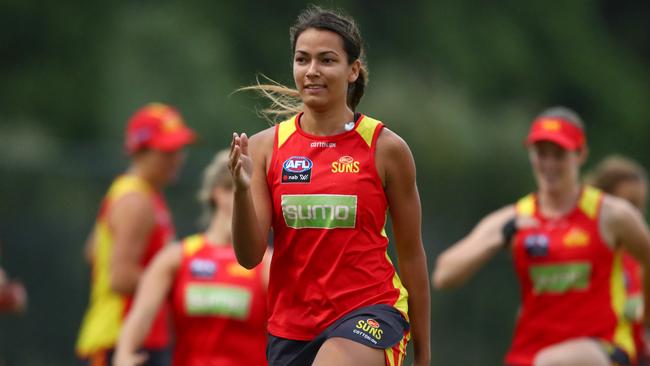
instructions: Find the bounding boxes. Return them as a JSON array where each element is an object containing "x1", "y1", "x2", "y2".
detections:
[
  {"x1": 538, "y1": 184, "x2": 581, "y2": 218},
  {"x1": 301, "y1": 104, "x2": 354, "y2": 136},
  {"x1": 127, "y1": 165, "x2": 161, "y2": 190},
  {"x1": 204, "y1": 210, "x2": 232, "y2": 246}
]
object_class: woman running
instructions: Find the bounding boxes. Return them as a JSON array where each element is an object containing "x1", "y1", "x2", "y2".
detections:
[
  {"x1": 433, "y1": 107, "x2": 650, "y2": 366},
  {"x1": 229, "y1": 6, "x2": 430, "y2": 366},
  {"x1": 113, "y1": 150, "x2": 269, "y2": 366},
  {"x1": 77, "y1": 103, "x2": 195, "y2": 366},
  {"x1": 587, "y1": 155, "x2": 649, "y2": 366}
]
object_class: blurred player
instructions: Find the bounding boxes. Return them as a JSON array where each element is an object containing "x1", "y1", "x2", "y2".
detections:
[
  {"x1": 76, "y1": 103, "x2": 195, "y2": 366},
  {"x1": 587, "y1": 155, "x2": 649, "y2": 366},
  {"x1": 433, "y1": 107, "x2": 650, "y2": 366},
  {"x1": 113, "y1": 149, "x2": 269, "y2": 366},
  {"x1": 230, "y1": 6, "x2": 430, "y2": 366}
]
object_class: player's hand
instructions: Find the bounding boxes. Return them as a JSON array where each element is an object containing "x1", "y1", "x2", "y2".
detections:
[
  {"x1": 229, "y1": 132, "x2": 253, "y2": 191},
  {"x1": 112, "y1": 350, "x2": 148, "y2": 366}
]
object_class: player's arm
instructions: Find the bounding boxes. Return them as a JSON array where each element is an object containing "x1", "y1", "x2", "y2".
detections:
[
  {"x1": 230, "y1": 129, "x2": 274, "y2": 269},
  {"x1": 113, "y1": 244, "x2": 181, "y2": 366},
  {"x1": 261, "y1": 248, "x2": 273, "y2": 288},
  {"x1": 378, "y1": 128, "x2": 430, "y2": 366},
  {"x1": 432, "y1": 204, "x2": 516, "y2": 289},
  {"x1": 109, "y1": 192, "x2": 155, "y2": 294},
  {"x1": 602, "y1": 196, "x2": 650, "y2": 324}
]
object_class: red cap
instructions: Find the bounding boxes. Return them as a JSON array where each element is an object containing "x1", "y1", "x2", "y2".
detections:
[
  {"x1": 526, "y1": 117, "x2": 585, "y2": 151},
  {"x1": 125, "y1": 103, "x2": 196, "y2": 154}
]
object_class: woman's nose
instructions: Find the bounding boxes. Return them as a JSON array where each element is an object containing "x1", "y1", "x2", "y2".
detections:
[{"x1": 306, "y1": 60, "x2": 320, "y2": 77}]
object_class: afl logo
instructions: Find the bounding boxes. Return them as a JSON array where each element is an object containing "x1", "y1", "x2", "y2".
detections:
[
  {"x1": 524, "y1": 234, "x2": 549, "y2": 257},
  {"x1": 283, "y1": 156, "x2": 313, "y2": 173},
  {"x1": 282, "y1": 156, "x2": 313, "y2": 183},
  {"x1": 190, "y1": 259, "x2": 217, "y2": 278}
]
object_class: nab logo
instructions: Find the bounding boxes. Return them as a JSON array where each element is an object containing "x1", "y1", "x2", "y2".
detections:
[
  {"x1": 331, "y1": 155, "x2": 360, "y2": 174},
  {"x1": 282, "y1": 156, "x2": 313, "y2": 183}
]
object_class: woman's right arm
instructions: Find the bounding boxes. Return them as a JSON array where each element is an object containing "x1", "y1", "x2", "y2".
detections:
[
  {"x1": 432, "y1": 205, "x2": 516, "y2": 289},
  {"x1": 230, "y1": 129, "x2": 274, "y2": 269},
  {"x1": 113, "y1": 244, "x2": 182, "y2": 366}
]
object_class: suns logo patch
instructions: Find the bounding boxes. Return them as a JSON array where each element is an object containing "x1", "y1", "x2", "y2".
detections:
[
  {"x1": 563, "y1": 227, "x2": 590, "y2": 247},
  {"x1": 331, "y1": 155, "x2": 360, "y2": 174}
]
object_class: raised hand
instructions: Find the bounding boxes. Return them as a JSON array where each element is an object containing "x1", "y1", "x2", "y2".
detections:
[{"x1": 229, "y1": 132, "x2": 253, "y2": 190}]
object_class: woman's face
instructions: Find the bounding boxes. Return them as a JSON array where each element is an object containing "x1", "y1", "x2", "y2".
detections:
[
  {"x1": 212, "y1": 185, "x2": 234, "y2": 218},
  {"x1": 529, "y1": 141, "x2": 585, "y2": 194},
  {"x1": 141, "y1": 149, "x2": 187, "y2": 185},
  {"x1": 293, "y1": 28, "x2": 360, "y2": 112}
]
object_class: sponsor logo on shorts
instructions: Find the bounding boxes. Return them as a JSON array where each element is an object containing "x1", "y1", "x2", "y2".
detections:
[
  {"x1": 189, "y1": 259, "x2": 217, "y2": 278},
  {"x1": 563, "y1": 227, "x2": 590, "y2": 247},
  {"x1": 185, "y1": 284, "x2": 252, "y2": 319},
  {"x1": 282, "y1": 156, "x2": 313, "y2": 184},
  {"x1": 524, "y1": 233, "x2": 549, "y2": 257},
  {"x1": 331, "y1": 155, "x2": 360, "y2": 174},
  {"x1": 281, "y1": 194, "x2": 357, "y2": 229},
  {"x1": 529, "y1": 262, "x2": 591, "y2": 294},
  {"x1": 310, "y1": 141, "x2": 336, "y2": 148},
  {"x1": 354, "y1": 318, "x2": 383, "y2": 342}
]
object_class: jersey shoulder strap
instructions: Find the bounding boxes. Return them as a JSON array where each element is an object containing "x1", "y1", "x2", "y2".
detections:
[
  {"x1": 106, "y1": 175, "x2": 152, "y2": 205},
  {"x1": 276, "y1": 115, "x2": 298, "y2": 149},
  {"x1": 515, "y1": 193, "x2": 536, "y2": 218},
  {"x1": 182, "y1": 234, "x2": 205, "y2": 257},
  {"x1": 578, "y1": 185, "x2": 603, "y2": 220},
  {"x1": 355, "y1": 115, "x2": 384, "y2": 148}
]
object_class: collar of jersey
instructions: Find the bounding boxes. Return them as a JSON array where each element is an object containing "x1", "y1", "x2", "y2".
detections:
[{"x1": 293, "y1": 112, "x2": 365, "y2": 141}]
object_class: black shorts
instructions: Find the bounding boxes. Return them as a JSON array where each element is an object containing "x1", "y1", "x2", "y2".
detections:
[
  {"x1": 596, "y1": 339, "x2": 632, "y2": 366},
  {"x1": 267, "y1": 304, "x2": 410, "y2": 366}
]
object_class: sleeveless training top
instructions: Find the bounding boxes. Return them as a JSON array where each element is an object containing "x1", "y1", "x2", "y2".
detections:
[
  {"x1": 266, "y1": 112, "x2": 409, "y2": 340},
  {"x1": 505, "y1": 186, "x2": 634, "y2": 365},
  {"x1": 76, "y1": 175, "x2": 173, "y2": 356},
  {"x1": 170, "y1": 234, "x2": 267, "y2": 366}
]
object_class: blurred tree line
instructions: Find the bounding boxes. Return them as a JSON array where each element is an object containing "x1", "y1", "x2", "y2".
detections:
[{"x1": 0, "y1": 0, "x2": 648, "y2": 364}]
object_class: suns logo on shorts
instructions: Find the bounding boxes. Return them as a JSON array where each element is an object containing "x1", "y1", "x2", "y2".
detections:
[
  {"x1": 331, "y1": 155, "x2": 360, "y2": 174},
  {"x1": 356, "y1": 318, "x2": 383, "y2": 340}
]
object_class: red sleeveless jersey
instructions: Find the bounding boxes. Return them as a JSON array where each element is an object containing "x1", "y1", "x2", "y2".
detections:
[
  {"x1": 505, "y1": 186, "x2": 634, "y2": 365},
  {"x1": 76, "y1": 175, "x2": 172, "y2": 356},
  {"x1": 124, "y1": 179, "x2": 173, "y2": 349},
  {"x1": 170, "y1": 235, "x2": 267, "y2": 366},
  {"x1": 266, "y1": 113, "x2": 409, "y2": 340}
]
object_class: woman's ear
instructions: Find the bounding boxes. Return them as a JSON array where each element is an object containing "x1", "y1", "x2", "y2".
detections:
[
  {"x1": 348, "y1": 59, "x2": 361, "y2": 83},
  {"x1": 578, "y1": 146, "x2": 589, "y2": 166}
]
